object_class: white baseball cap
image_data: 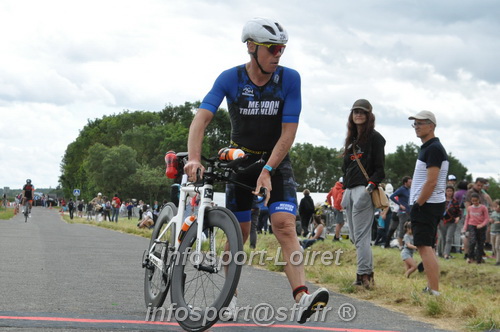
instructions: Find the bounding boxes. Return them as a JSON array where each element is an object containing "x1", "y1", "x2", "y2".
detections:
[{"x1": 408, "y1": 110, "x2": 437, "y2": 126}]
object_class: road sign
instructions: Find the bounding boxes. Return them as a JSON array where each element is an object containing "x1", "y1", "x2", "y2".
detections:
[{"x1": 73, "y1": 189, "x2": 81, "y2": 197}]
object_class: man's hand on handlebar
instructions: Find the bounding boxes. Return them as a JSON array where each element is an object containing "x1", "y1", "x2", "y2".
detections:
[
  {"x1": 184, "y1": 160, "x2": 205, "y2": 182},
  {"x1": 253, "y1": 171, "x2": 272, "y2": 206}
]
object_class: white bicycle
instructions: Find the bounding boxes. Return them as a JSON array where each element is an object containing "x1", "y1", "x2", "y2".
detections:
[{"x1": 142, "y1": 151, "x2": 265, "y2": 331}]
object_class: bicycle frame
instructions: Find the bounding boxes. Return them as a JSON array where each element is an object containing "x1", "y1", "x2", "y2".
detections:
[{"x1": 147, "y1": 173, "x2": 214, "y2": 270}]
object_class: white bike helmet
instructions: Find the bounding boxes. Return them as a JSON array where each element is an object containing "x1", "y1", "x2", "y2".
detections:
[{"x1": 241, "y1": 17, "x2": 288, "y2": 44}]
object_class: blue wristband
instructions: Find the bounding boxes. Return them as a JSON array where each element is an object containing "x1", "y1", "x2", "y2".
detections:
[{"x1": 263, "y1": 164, "x2": 273, "y2": 172}]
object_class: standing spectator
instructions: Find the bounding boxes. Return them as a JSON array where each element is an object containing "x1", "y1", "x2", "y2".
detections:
[
  {"x1": 60, "y1": 198, "x2": 66, "y2": 214},
  {"x1": 326, "y1": 177, "x2": 345, "y2": 241},
  {"x1": 77, "y1": 199, "x2": 84, "y2": 218},
  {"x1": 454, "y1": 180, "x2": 469, "y2": 253},
  {"x1": 454, "y1": 180, "x2": 469, "y2": 207},
  {"x1": 68, "y1": 199, "x2": 75, "y2": 219},
  {"x1": 388, "y1": 176, "x2": 412, "y2": 248},
  {"x1": 299, "y1": 190, "x2": 315, "y2": 237},
  {"x1": 463, "y1": 193, "x2": 490, "y2": 264},
  {"x1": 465, "y1": 178, "x2": 489, "y2": 208},
  {"x1": 127, "y1": 201, "x2": 133, "y2": 220},
  {"x1": 341, "y1": 99, "x2": 386, "y2": 289},
  {"x1": 91, "y1": 193, "x2": 105, "y2": 221},
  {"x1": 464, "y1": 178, "x2": 488, "y2": 258},
  {"x1": 86, "y1": 201, "x2": 94, "y2": 220},
  {"x1": 138, "y1": 200, "x2": 144, "y2": 221},
  {"x1": 15, "y1": 194, "x2": 21, "y2": 215},
  {"x1": 378, "y1": 183, "x2": 394, "y2": 246},
  {"x1": 103, "y1": 199, "x2": 112, "y2": 221},
  {"x1": 489, "y1": 200, "x2": 500, "y2": 266},
  {"x1": 153, "y1": 200, "x2": 160, "y2": 223},
  {"x1": 481, "y1": 181, "x2": 494, "y2": 250},
  {"x1": 408, "y1": 110, "x2": 448, "y2": 296},
  {"x1": 257, "y1": 195, "x2": 269, "y2": 234},
  {"x1": 437, "y1": 186, "x2": 461, "y2": 259},
  {"x1": 446, "y1": 174, "x2": 457, "y2": 188},
  {"x1": 119, "y1": 201, "x2": 127, "y2": 217},
  {"x1": 111, "y1": 194, "x2": 121, "y2": 222}
]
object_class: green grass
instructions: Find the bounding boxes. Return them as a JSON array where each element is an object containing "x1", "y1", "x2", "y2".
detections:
[
  {"x1": 61, "y1": 213, "x2": 499, "y2": 331},
  {"x1": 62, "y1": 213, "x2": 153, "y2": 237},
  {"x1": 0, "y1": 208, "x2": 15, "y2": 220}
]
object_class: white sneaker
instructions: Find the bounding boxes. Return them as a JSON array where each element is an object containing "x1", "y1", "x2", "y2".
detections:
[
  {"x1": 297, "y1": 288, "x2": 329, "y2": 324},
  {"x1": 29, "y1": 214, "x2": 31, "y2": 218},
  {"x1": 422, "y1": 286, "x2": 440, "y2": 296},
  {"x1": 221, "y1": 295, "x2": 237, "y2": 321}
]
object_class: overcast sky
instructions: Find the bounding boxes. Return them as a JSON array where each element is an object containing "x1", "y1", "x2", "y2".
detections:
[{"x1": 1, "y1": 0, "x2": 499, "y2": 190}]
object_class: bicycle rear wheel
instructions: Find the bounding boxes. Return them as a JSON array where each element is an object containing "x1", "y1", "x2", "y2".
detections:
[
  {"x1": 144, "y1": 202, "x2": 177, "y2": 308},
  {"x1": 171, "y1": 207, "x2": 243, "y2": 332}
]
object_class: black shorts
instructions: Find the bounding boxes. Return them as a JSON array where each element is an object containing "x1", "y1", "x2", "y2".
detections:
[
  {"x1": 410, "y1": 202, "x2": 445, "y2": 247},
  {"x1": 225, "y1": 153, "x2": 297, "y2": 222}
]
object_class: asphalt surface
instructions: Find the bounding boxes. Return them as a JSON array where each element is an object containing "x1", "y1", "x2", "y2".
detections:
[{"x1": 0, "y1": 207, "x2": 450, "y2": 331}]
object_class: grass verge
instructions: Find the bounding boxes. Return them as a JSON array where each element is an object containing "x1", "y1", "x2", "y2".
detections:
[
  {"x1": 61, "y1": 213, "x2": 499, "y2": 331},
  {"x1": 0, "y1": 208, "x2": 15, "y2": 220}
]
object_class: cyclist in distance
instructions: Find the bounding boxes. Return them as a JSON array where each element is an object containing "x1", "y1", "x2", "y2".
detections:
[
  {"x1": 22, "y1": 179, "x2": 35, "y2": 217},
  {"x1": 184, "y1": 17, "x2": 329, "y2": 324}
]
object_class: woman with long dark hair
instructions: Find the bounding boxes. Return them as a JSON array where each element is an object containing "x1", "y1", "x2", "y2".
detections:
[{"x1": 341, "y1": 99, "x2": 386, "y2": 289}]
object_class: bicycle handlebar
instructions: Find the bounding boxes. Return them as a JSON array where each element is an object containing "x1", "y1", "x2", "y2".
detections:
[{"x1": 177, "y1": 152, "x2": 267, "y2": 198}]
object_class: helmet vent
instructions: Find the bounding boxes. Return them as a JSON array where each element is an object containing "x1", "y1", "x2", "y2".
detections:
[
  {"x1": 275, "y1": 22, "x2": 284, "y2": 32},
  {"x1": 262, "y1": 25, "x2": 277, "y2": 36}
]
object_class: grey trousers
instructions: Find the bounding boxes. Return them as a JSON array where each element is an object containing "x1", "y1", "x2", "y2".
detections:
[
  {"x1": 342, "y1": 185, "x2": 374, "y2": 275},
  {"x1": 438, "y1": 221, "x2": 458, "y2": 257}
]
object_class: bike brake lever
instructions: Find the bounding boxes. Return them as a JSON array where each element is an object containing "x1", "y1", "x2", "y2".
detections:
[{"x1": 193, "y1": 168, "x2": 204, "y2": 186}]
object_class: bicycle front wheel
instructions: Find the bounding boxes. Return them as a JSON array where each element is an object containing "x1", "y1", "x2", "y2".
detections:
[
  {"x1": 144, "y1": 202, "x2": 177, "y2": 308},
  {"x1": 24, "y1": 203, "x2": 29, "y2": 222},
  {"x1": 171, "y1": 207, "x2": 243, "y2": 332}
]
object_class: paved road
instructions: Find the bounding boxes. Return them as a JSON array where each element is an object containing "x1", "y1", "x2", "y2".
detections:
[{"x1": 0, "y1": 207, "x2": 449, "y2": 331}]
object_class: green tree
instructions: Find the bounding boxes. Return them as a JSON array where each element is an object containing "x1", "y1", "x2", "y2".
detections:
[
  {"x1": 128, "y1": 164, "x2": 171, "y2": 204},
  {"x1": 486, "y1": 177, "x2": 500, "y2": 200},
  {"x1": 290, "y1": 143, "x2": 342, "y2": 192},
  {"x1": 84, "y1": 144, "x2": 139, "y2": 197},
  {"x1": 102, "y1": 145, "x2": 140, "y2": 194},
  {"x1": 447, "y1": 153, "x2": 469, "y2": 182},
  {"x1": 384, "y1": 142, "x2": 419, "y2": 185}
]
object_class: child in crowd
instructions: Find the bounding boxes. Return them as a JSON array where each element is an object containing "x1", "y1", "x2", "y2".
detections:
[
  {"x1": 463, "y1": 193, "x2": 489, "y2": 264},
  {"x1": 490, "y1": 199, "x2": 500, "y2": 266},
  {"x1": 127, "y1": 202, "x2": 133, "y2": 220},
  {"x1": 86, "y1": 201, "x2": 93, "y2": 220},
  {"x1": 401, "y1": 221, "x2": 418, "y2": 278}
]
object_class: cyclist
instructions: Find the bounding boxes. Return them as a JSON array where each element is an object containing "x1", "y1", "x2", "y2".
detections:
[
  {"x1": 22, "y1": 179, "x2": 35, "y2": 217},
  {"x1": 184, "y1": 17, "x2": 329, "y2": 324}
]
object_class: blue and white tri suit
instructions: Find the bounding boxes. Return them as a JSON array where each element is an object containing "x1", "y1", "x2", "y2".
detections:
[{"x1": 200, "y1": 64, "x2": 302, "y2": 222}]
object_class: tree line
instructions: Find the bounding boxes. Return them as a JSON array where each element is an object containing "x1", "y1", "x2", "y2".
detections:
[{"x1": 59, "y1": 102, "x2": 497, "y2": 203}]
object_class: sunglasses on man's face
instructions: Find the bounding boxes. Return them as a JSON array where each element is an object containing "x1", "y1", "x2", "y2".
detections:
[{"x1": 253, "y1": 42, "x2": 286, "y2": 56}]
